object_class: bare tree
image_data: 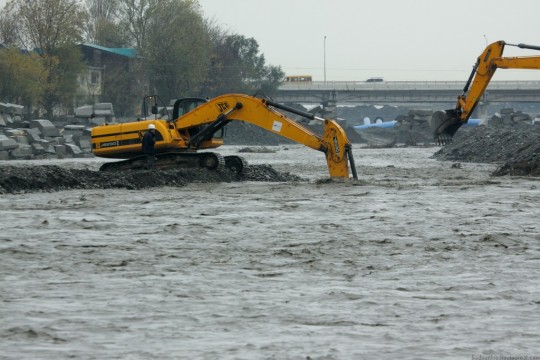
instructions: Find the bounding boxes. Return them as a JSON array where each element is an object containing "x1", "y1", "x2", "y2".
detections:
[
  {"x1": 85, "y1": 0, "x2": 120, "y2": 44},
  {"x1": 118, "y1": 0, "x2": 159, "y2": 49},
  {"x1": 87, "y1": 0, "x2": 118, "y2": 21}
]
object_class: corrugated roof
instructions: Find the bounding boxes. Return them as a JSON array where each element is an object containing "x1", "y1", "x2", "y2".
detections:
[{"x1": 81, "y1": 44, "x2": 137, "y2": 58}]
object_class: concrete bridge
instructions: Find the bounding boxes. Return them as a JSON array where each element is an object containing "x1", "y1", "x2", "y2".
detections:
[{"x1": 275, "y1": 80, "x2": 540, "y2": 107}]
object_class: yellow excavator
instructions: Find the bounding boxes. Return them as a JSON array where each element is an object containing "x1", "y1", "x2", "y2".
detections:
[
  {"x1": 431, "y1": 40, "x2": 540, "y2": 143},
  {"x1": 91, "y1": 94, "x2": 358, "y2": 179}
]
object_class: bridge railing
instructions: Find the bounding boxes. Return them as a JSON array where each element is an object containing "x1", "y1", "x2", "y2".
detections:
[{"x1": 278, "y1": 80, "x2": 540, "y2": 91}]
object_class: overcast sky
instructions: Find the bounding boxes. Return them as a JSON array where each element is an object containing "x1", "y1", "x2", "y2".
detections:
[
  {"x1": 1, "y1": 0, "x2": 539, "y2": 82},
  {"x1": 198, "y1": 0, "x2": 540, "y2": 82}
]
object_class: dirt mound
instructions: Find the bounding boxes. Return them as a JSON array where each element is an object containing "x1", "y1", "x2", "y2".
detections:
[
  {"x1": 0, "y1": 164, "x2": 304, "y2": 194},
  {"x1": 431, "y1": 127, "x2": 540, "y2": 176}
]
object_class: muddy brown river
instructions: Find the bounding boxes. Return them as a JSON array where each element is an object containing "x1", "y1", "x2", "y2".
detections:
[{"x1": 1, "y1": 145, "x2": 539, "y2": 359}]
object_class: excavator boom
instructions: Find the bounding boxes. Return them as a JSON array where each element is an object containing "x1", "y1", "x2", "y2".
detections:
[
  {"x1": 431, "y1": 40, "x2": 540, "y2": 144},
  {"x1": 175, "y1": 94, "x2": 356, "y2": 179}
]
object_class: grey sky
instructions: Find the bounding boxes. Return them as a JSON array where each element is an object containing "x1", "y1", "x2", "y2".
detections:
[
  {"x1": 198, "y1": 0, "x2": 540, "y2": 81},
  {"x1": 1, "y1": 0, "x2": 539, "y2": 81}
]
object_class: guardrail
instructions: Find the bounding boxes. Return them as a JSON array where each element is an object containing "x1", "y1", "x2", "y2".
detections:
[{"x1": 278, "y1": 80, "x2": 540, "y2": 91}]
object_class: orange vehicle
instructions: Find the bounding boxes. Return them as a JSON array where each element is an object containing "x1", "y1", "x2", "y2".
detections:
[
  {"x1": 91, "y1": 94, "x2": 357, "y2": 179},
  {"x1": 432, "y1": 40, "x2": 540, "y2": 143}
]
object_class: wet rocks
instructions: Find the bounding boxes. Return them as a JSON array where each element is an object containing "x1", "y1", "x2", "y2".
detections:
[
  {"x1": 0, "y1": 164, "x2": 305, "y2": 194},
  {"x1": 488, "y1": 108, "x2": 533, "y2": 128},
  {"x1": 431, "y1": 127, "x2": 540, "y2": 176}
]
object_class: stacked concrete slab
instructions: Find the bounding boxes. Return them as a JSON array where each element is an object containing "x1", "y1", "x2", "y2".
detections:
[
  {"x1": 74, "y1": 103, "x2": 115, "y2": 125},
  {"x1": 0, "y1": 103, "x2": 94, "y2": 160},
  {"x1": 488, "y1": 108, "x2": 532, "y2": 128},
  {"x1": 396, "y1": 109, "x2": 434, "y2": 128}
]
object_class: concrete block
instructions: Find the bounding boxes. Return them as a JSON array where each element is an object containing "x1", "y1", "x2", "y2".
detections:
[
  {"x1": 65, "y1": 144, "x2": 82, "y2": 156},
  {"x1": 0, "y1": 150, "x2": 9, "y2": 160},
  {"x1": 14, "y1": 135, "x2": 30, "y2": 145},
  {"x1": 0, "y1": 115, "x2": 5, "y2": 127},
  {"x1": 502, "y1": 117, "x2": 514, "y2": 125},
  {"x1": 3, "y1": 129, "x2": 21, "y2": 137},
  {"x1": 2, "y1": 114, "x2": 14, "y2": 126},
  {"x1": 63, "y1": 134, "x2": 74, "y2": 143},
  {"x1": 94, "y1": 109, "x2": 113, "y2": 117},
  {"x1": 3, "y1": 103, "x2": 24, "y2": 115},
  {"x1": 10, "y1": 144, "x2": 33, "y2": 159},
  {"x1": 30, "y1": 119, "x2": 60, "y2": 137},
  {"x1": 77, "y1": 138, "x2": 92, "y2": 150},
  {"x1": 90, "y1": 117, "x2": 106, "y2": 126},
  {"x1": 95, "y1": 103, "x2": 113, "y2": 111},
  {"x1": 35, "y1": 139, "x2": 55, "y2": 154},
  {"x1": 63, "y1": 125, "x2": 86, "y2": 135},
  {"x1": 12, "y1": 115, "x2": 23, "y2": 123},
  {"x1": 54, "y1": 144, "x2": 68, "y2": 158},
  {"x1": 75, "y1": 105, "x2": 94, "y2": 117},
  {"x1": 31, "y1": 142, "x2": 46, "y2": 155},
  {"x1": 25, "y1": 128, "x2": 42, "y2": 142},
  {"x1": 0, "y1": 135, "x2": 19, "y2": 150}
]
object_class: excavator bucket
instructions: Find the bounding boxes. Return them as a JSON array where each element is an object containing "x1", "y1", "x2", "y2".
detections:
[{"x1": 430, "y1": 109, "x2": 463, "y2": 145}]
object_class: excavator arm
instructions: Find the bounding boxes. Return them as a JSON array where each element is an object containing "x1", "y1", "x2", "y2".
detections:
[
  {"x1": 173, "y1": 94, "x2": 357, "y2": 179},
  {"x1": 431, "y1": 40, "x2": 540, "y2": 143}
]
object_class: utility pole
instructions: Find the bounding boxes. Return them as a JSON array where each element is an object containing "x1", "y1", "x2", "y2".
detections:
[{"x1": 324, "y1": 36, "x2": 327, "y2": 84}]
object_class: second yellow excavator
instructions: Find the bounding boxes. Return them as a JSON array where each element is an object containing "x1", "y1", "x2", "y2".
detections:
[
  {"x1": 431, "y1": 40, "x2": 540, "y2": 143},
  {"x1": 91, "y1": 94, "x2": 358, "y2": 180}
]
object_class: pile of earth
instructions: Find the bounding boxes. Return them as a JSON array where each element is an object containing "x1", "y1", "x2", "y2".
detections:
[
  {"x1": 0, "y1": 164, "x2": 304, "y2": 194},
  {"x1": 431, "y1": 126, "x2": 540, "y2": 176}
]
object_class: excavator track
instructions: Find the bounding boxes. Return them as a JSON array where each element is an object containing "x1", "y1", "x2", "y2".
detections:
[
  {"x1": 224, "y1": 155, "x2": 248, "y2": 174},
  {"x1": 99, "y1": 152, "x2": 227, "y2": 172}
]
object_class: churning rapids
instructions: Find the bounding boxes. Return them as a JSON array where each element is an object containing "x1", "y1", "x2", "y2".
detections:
[{"x1": 1, "y1": 145, "x2": 539, "y2": 359}]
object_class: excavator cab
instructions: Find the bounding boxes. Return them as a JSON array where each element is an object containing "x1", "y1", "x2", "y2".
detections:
[
  {"x1": 171, "y1": 97, "x2": 223, "y2": 140},
  {"x1": 172, "y1": 97, "x2": 208, "y2": 119}
]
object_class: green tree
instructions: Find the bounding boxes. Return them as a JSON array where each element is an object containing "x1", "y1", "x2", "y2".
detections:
[
  {"x1": 0, "y1": 47, "x2": 48, "y2": 108},
  {"x1": 93, "y1": 18, "x2": 129, "y2": 48},
  {"x1": 41, "y1": 46, "x2": 85, "y2": 117},
  {"x1": 101, "y1": 58, "x2": 145, "y2": 117},
  {"x1": 204, "y1": 33, "x2": 284, "y2": 97},
  {"x1": 0, "y1": 0, "x2": 87, "y2": 118},
  {"x1": 142, "y1": 0, "x2": 212, "y2": 101}
]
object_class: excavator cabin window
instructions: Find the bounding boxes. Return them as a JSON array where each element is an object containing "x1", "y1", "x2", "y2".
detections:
[{"x1": 172, "y1": 97, "x2": 208, "y2": 119}]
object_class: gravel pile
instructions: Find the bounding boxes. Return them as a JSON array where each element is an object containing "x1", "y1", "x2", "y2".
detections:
[
  {"x1": 431, "y1": 127, "x2": 540, "y2": 176},
  {"x1": 0, "y1": 164, "x2": 304, "y2": 194}
]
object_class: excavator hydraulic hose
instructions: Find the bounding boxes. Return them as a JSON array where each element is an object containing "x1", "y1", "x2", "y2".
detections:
[{"x1": 189, "y1": 102, "x2": 243, "y2": 147}]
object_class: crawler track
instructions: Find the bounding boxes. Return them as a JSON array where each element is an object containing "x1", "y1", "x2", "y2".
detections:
[{"x1": 99, "y1": 152, "x2": 234, "y2": 172}]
